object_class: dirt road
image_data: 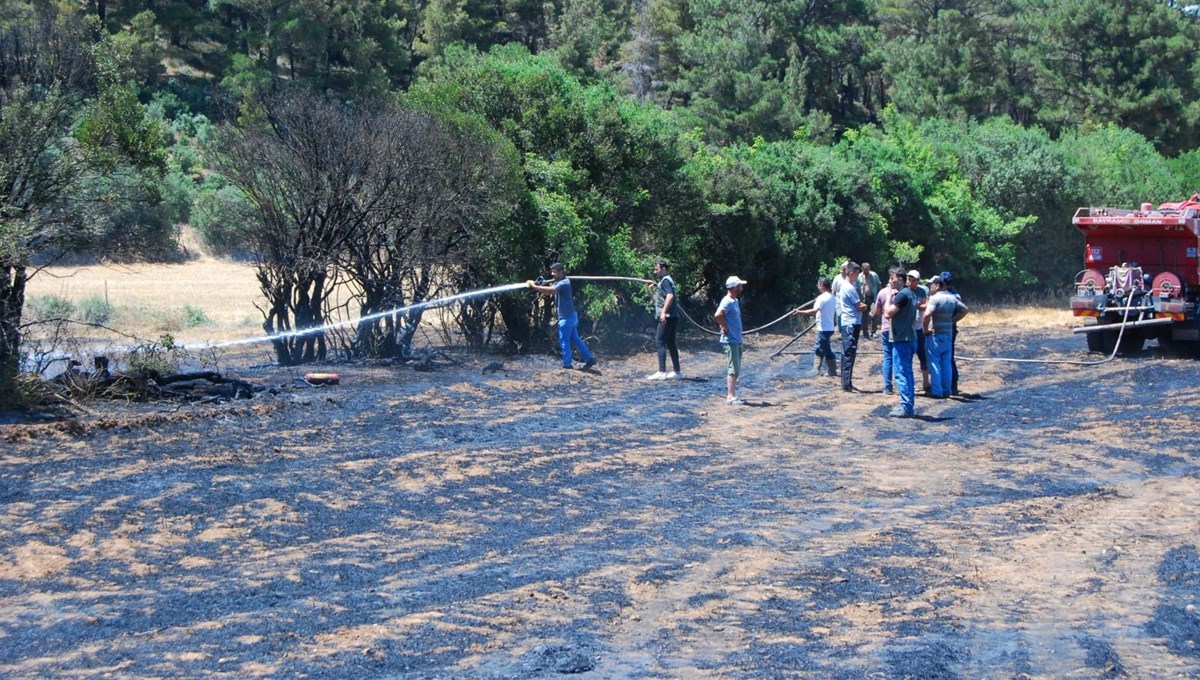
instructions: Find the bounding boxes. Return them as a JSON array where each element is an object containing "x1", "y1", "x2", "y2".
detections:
[{"x1": 1, "y1": 323, "x2": 1198, "y2": 678}]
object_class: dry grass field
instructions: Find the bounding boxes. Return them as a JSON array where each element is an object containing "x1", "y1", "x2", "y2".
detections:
[{"x1": 25, "y1": 258, "x2": 264, "y2": 342}]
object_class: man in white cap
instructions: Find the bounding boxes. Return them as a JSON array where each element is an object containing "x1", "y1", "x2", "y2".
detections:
[
  {"x1": 907, "y1": 269, "x2": 931, "y2": 394},
  {"x1": 715, "y1": 275, "x2": 747, "y2": 404}
]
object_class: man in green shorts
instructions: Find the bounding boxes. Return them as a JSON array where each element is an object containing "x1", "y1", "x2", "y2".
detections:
[{"x1": 715, "y1": 275, "x2": 747, "y2": 405}]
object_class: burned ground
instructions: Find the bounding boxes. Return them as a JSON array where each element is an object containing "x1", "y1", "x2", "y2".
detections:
[{"x1": 1, "y1": 323, "x2": 1198, "y2": 678}]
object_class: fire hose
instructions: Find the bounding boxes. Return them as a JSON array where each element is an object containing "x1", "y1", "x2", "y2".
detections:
[
  {"x1": 567, "y1": 275, "x2": 814, "y2": 337},
  {"x1": 958, "y1": 300, "x2": 1136, "y2": 366}
]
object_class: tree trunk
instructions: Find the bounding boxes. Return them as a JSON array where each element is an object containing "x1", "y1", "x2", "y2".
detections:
[{"x1": 0, "y1": 265, "x2": 27, "y2": 407}]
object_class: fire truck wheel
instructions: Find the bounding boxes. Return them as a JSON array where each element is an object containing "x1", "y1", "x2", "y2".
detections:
[{"x1": 1119, "y1": 333, "x2": 1145, "y2": 354}]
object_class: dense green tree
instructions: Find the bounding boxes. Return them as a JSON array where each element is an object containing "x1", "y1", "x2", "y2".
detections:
[
  {"x1": 731, "y1": 139, "x2": 886, "y2": 308},
  {"x1": 1020, "y1": 0, "x2": 1200, "y2": 155},
  {"x1": 545, "y1": 0, "x2": 631, "y2": 77},
  {"x1": 932, "y1": 118, "x2": 1078, "y2": 289},
  {"x1": 1, "y1": 5, "x2": 166, "y2": 404},
  {"x1": 408, "y1": 45, "x2": 706, "y2": 343},
  {"x1": 669, "y1": 0, "x2": 880, "y2": 144},
  {"x1": 1057, "y1": 123, "x2": 1184, "y2": 206},
  {"x1": 879, "y1": 0, "x2": 995, "y2": 120},
  {"x1": 838, "y1": 114, "x2": 1033, "y2": 290},
  {"x1": 1168, "y1": 149, "x2": 1200, "y2": 193}
]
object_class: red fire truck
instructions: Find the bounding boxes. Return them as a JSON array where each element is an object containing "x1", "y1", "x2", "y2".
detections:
[{"x1": 1071, "y1": 195, "x2": 1200, "y2": 353}]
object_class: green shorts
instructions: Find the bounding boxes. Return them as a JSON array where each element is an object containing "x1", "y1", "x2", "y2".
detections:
[{"x1": 724, "y1": 343, "x2": 742, "y2": 376}]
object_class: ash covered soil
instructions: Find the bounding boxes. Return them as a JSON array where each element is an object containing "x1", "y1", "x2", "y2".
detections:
[{"x1": 2, "y1": 322, "x2": 1199, "y2": 679}]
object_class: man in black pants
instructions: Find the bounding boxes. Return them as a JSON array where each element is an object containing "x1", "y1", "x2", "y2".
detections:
[{"x1": 646, "y1": 259, "x2": 683, "y2": 380}]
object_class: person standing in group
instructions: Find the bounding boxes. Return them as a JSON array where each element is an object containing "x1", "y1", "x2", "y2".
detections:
[
  {"x1": 858, "y1": 262, "x2": 882, "y2": 340},
  {"x1": 528, "y1": 263, "x2": 597, "y2": 370},
  {"x1": 906, "y1": 270, "x2": 931, "y2": 394},
  {"x1": 831, "y1": 261, "x2": 849, "y2": 325},
  {"x1": 884, "y1": 267, "x2": 921, "y2": 418},
  {"x1": 873, "y1": 268, "x2": 904, "y2": 394},
  {"x1": 715, "y1": 276, "x2": 747, "y2": 404},
  {"x1": 940, "y1": 271, "x2": 963, "y2": 395},
  {"x1": 793, "y1": 276, "x2": 837, "y2": 378},
  {"x1": 923, "y1": 275, "x2": 969, "y2": 398},
  {"x1": 836, "y1": 262, "x2": 868, "y2": 392},
  {"x1": 645, "y1": 259, "x2": 683, "y2": 380}
]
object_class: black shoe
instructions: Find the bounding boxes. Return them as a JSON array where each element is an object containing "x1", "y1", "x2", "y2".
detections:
[
  {"x1": 842, "y1": 385, "x2": 857, "y2": 392},
  {"x1": 583, "y1": 359, "x2": 597, "y2": 369}
]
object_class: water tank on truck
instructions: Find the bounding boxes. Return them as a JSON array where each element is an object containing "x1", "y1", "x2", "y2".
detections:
[{"x1": 1070, "y1": 195, "x2": 1200, "y2": 354}]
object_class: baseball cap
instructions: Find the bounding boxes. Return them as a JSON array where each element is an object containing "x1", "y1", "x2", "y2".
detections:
[
  {"x1": 906, "y1": 270, "x2": 921, "y2": 280},
  {"x1": 940, "y1": 271, "x2": 953, "y2": 283},
  {"x1": 725, "y1": 275, "x2": 748, "y2": 289},
  {"x1": 929, "y1": 275, "x2": 943, "y2": 286}
]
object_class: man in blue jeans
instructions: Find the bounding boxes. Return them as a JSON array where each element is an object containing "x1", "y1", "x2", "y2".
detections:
[
  {"x1": 528, "y1": 263, "x2": 596, "y2": 370},
  {"x1": 922, "y1": 275, "x2": 968, "y2": 398},
  {"x1": 873, "y1": 267, "x2": 904, "y2": 394},
  {"x1": 885, "y1": 268, "x2": 921, "y2": 417}
]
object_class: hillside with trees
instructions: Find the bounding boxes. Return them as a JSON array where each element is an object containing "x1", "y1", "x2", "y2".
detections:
[{"x1": 5, "y1": 0, "x2": 1200, "y2": 397}]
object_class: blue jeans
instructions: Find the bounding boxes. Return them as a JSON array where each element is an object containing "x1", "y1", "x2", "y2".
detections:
[
  {"x1": 557, "y1": 313, "x2": 594, "y2": 368},
  {"x1": 879, "y1": 330, "x2": 894, "y2": 392},
  {"x1": 891, "y1": 338, "x2": 916, "y2": 415},
  {"x1": 814, "y1": 330, "x2": 834, "y2": 359},
  {"x1": 928, "y1": 331, "x2": 954, "y2": 397}
]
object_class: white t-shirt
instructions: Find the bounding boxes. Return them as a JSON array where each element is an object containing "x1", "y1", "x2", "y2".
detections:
[{"x1": 813, "y1": 291, "x2": 836, "y2": 332}]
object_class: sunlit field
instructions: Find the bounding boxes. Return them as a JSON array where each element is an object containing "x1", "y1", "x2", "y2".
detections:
[
  {"x1": 964, "y1": 302, "x2": 1073, "y2": 330},
  {"x1": 24, "y1": 258, "x2": 264, "y2": 343}
]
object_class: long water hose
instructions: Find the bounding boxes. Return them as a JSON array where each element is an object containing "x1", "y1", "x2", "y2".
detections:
[
  {"x1": 190, "y1": 272, "x2": 1136, "y2": 368},
  {"x1": 572, "y1": 276, "x2": 813, "y2": 337},
  {"x1": 958, "y1": 300, "x2": 1137, "y2": 366}
]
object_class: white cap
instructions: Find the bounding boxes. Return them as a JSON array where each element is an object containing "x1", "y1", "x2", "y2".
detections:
[
  {"x1": 725, "y1": 275, "x2": 748, "y2": 289},
  {"x1": 906, "y1": 270, "x2": 921, "y2": 280}
]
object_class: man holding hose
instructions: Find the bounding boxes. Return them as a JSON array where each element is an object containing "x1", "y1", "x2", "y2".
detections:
[
  {"x1": 645, "y1": 259, "x2": 683, "y2": 380},
  {"x1": 528, "y1": 263, "x2": 597, "y2": 370}
]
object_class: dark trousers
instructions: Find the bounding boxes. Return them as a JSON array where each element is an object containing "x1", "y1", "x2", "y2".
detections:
[
  {"x1": 840, "y1": 323, "x2": 861, "y2": 389},
  {"x1": 656, "y1": 317, "x2": 680, "y2": 373},
  {"x1": 951, "y1": 325, "x2": 959, "y2": 394}
]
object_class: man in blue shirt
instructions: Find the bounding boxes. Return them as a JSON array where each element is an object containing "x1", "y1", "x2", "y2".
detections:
[
  {"x1": 836, "y1": 262, "x2": 869, "y2": 392},
  {"x1": 715, "y1": 276, "x2": 747, "y2": 404},
  {"x1": 528, "y1": 263, "x2": 596, "y2": 370}
]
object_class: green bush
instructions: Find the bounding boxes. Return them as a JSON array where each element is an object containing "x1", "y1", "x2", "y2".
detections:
[
  {"x1": 77, "y1": 294, "x2": 114, "y2": 325},
  {"x1": 181, "y1": 305, "x2": 211, "y2": 327},
  {"x1": 125, "y1": 334, "x2": 184, "y2": 375},
  {"x1": 27, "y1": 295, "x2": 76, "y2": 322}
]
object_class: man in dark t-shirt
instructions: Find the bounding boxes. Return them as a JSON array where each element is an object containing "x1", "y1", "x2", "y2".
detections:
[
  {"x1": 885, "y1": 267, "x2": 920, "y2": 417},
  {"x1": 646, "y1": 259, "x2": 683, "y2": 380}
]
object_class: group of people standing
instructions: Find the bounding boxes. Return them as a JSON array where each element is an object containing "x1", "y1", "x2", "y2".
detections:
[
  {"x1": 798, "y1": 262, "x2": 968, "y2": 417},
  {"x1": 529, "y1": 258, "x2": 967, "y2": 416}
]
